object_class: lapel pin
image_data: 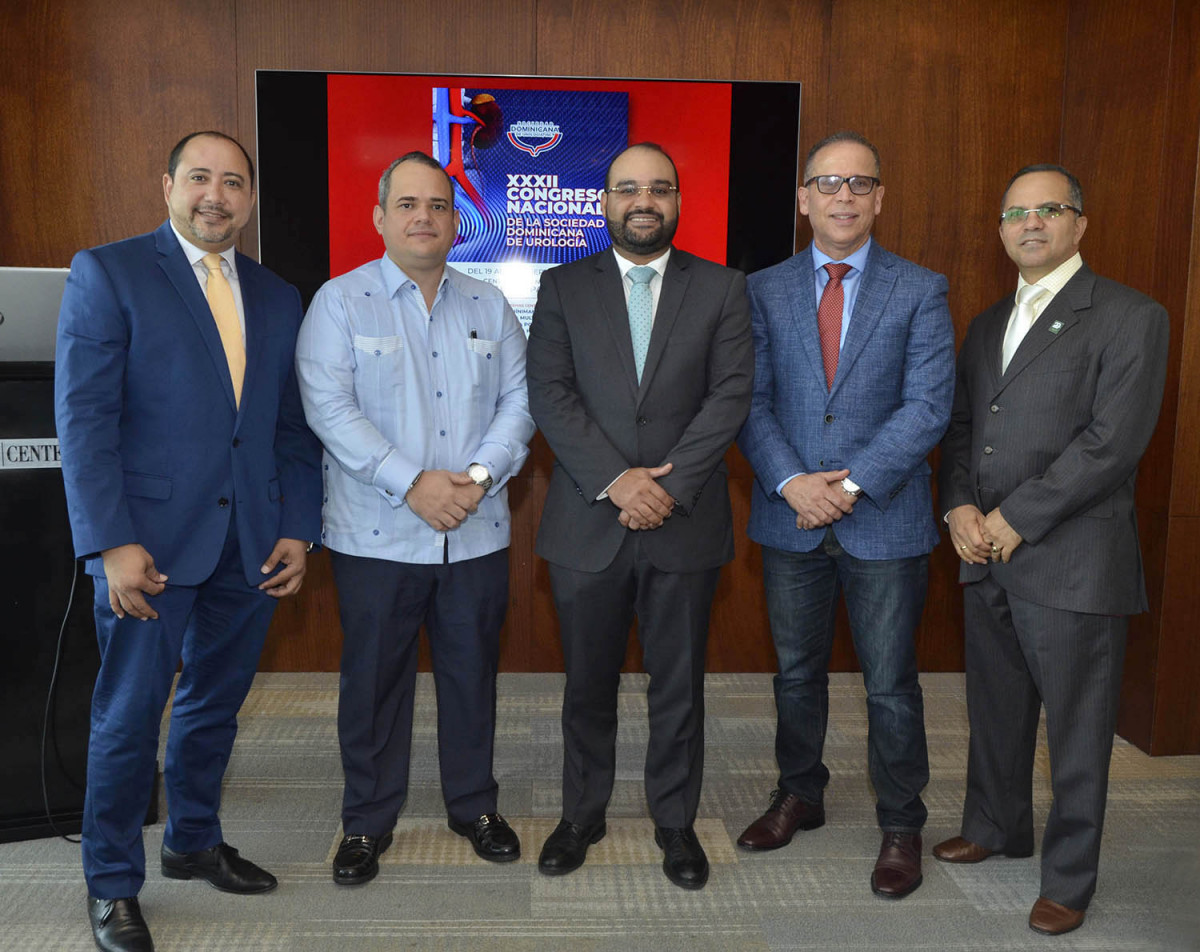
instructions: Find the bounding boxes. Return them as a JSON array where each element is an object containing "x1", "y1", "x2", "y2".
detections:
[{"x1": 1048, "y1": 320, "x2": 1064, "y2": 334}]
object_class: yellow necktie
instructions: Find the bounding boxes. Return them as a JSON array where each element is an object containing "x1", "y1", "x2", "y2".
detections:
[{"x1": 202, "y1": 253, "x2": 245, "y2": 407}]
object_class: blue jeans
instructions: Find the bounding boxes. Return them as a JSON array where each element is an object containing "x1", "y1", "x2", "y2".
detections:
[{"x1": 762, "y1": 529, "x2": 929, "y2": 831}]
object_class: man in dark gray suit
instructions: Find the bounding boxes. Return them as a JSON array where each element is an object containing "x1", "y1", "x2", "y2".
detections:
[
  {"x1": 526, "y1": 142, "x2": 753, "y2": 890},
  {"x1": 936, "y1": 164, "x2": 1169, "y2": 936}
]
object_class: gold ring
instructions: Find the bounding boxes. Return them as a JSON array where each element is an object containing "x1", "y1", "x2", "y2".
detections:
[{"x1": 960, "y1": 544, "x2": 968, "y2": 551}]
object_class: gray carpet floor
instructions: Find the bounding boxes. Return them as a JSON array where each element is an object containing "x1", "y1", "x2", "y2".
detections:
[{"x1": 1, "y1": 672, "x2": 1197, "y2": 951}]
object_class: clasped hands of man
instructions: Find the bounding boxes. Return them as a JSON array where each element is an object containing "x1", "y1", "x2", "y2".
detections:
[
  {"x1": 947, "y1": 504, "x2": 1022, "y2": 564},
  {"x1": 404, "y1": 469, "x2": 488, "y2": 532},
  {"x1": 608, "y1": 462, "x2": 675, "y2": 530}
]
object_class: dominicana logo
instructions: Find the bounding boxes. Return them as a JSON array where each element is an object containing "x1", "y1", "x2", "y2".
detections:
[{"x1": 507, "y1": 120, "x2": 563, "y2": 157}]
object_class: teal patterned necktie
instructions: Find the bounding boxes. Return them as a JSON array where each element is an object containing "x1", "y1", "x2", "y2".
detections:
[{"x1": 627, "y1": 265, "x2": 656, "y2": 382}]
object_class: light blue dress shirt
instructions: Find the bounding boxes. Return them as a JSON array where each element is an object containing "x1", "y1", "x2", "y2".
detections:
[
  {"x1": 811, "y1": 236, "x2": 873, "y2": 349},
  {"x1": 296, "y1": 254, "x2": 534, "y2": 564}
]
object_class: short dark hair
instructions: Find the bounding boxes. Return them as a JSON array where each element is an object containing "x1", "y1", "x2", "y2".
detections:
[
  {"x1": 167, "y1": 131, "x2": 255, "y2": 188},
  {"x1": 804, "y1": 131, "x2": 881, "y2": 181},
  {"x1": 378, "y1": 151, "x2": 455, "y2": 208},
  {"x1": 604, "y1": 142, "x2": 679, "y2": 190},
  {"x1": 1004, "y1": 163, "x2": 1084, "y2": 212}
]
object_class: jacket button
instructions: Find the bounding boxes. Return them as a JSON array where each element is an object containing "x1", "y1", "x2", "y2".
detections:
[
  {"x1": 983, "y1": 446, "x2": 994, "y2": 455},
  {"x1": 637, "y1": 416, "x2": 648, "y2": 426},
  {"x1": 824, "y1": 414, "x2": 834, "y2": 424},
  {"x1": 989, "y1": 405, "x2": 1000, "y2": 414},
  {"x1": 232, "y1": 437, "x2": 241, "y2": 447},
  {"x1": 218, "y1": 497, "x2": 230, "y2": 507}
]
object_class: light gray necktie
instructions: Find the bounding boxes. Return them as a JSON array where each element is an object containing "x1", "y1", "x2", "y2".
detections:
[
  {"x1": 1001, "y1": 283, "x2": 1047, "y2": 373},
  {"x1": 627, "y1": 265, "x2": 656, "y2": 382}
]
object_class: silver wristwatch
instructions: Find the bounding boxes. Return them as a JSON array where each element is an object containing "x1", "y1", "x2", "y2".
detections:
[{"x1": 467, "y1": 462, "x2": 493, "y2": 492}]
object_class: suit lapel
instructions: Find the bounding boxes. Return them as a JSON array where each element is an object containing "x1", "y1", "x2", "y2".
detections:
[
  {"x1": 637, "y1": 250, "x2": 689, "y2": 400},
  {"x1": 155, "y1": 223, "x2": 238, "y2": 411},
  {"x1": 832, "y1": 244, "x2": 896, "y2": 395},
  {"x1": 783, "y1": 249, "x2": 828, "y2": 390},
  {"x1": 996, "y1": 268, "x2": 1093, "y2": 391},
  {"x1": 981, "y1": 295, "x2": 1012, "y2": 384},
  {"x1": 235, "y1": 253, "x2": 263, "y2": 423},
  {"x1": 591, "y1": 251, "x2": 641, "y2": 398}
]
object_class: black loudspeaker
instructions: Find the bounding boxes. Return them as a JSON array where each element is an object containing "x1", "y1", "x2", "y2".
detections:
[{"x1": 0, "y1": 362, "x2": 158, "y2": 842}]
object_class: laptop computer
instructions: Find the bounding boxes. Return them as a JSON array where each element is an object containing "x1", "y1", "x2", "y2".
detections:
[{"x1": 0, "y1": 267, "x2": 70, "y2": 362}]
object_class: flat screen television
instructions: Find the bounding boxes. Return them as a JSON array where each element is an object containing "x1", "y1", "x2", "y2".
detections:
[{"x1": 256, "y1": 70, "x2": 802, "y2": 325}]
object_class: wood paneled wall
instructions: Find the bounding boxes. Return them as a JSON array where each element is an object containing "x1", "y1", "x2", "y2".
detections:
[{"x1": 3, "y1": 0, "x2": 1197, "y2": 752}]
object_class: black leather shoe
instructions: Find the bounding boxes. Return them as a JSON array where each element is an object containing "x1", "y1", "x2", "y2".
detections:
[
  {"x1": 160, "y1": 842, "x2": 277, "y2": 893},
  {"x1": 447, "y1": 813, "x2": 521, "y2": 862},
  {"x1": 333, "y1": 832, "x2": 394, "y2": 885},
  {"x1": 655, "y1": 826, "x2": 709, "y2": 890},
  {"x1": 537, "y1": 819, "x2": 607, "y2": 876},
  {"x1": 88, "y1": 896, "x2": 154, "y2": 952}
]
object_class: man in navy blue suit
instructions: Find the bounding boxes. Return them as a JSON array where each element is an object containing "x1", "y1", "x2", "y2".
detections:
[
  {"x1": 55, "y1": 131, "x2": 322, "y2": 952},
  {"x1": 735, "y1": 131, "x2": 955, "y2": 898}
]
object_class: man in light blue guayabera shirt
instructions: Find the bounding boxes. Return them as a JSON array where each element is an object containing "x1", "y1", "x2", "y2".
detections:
[{"x1": 296, "y1": 151, "x2": 534, "y2": 886}]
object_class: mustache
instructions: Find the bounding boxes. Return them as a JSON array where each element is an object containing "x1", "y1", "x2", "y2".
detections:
[
  {"x1": 194, "y1": 203, "x2": 231, "y2": 218},
  {"x1": 624, "y1": 208, "x2": 663, "y2": 224}
]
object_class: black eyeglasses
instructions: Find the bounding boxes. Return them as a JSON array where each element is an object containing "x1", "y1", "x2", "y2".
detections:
[
  {"x1": 604, "y1": 184, "x2": 679, "y2": 199},
  {"x1": 803, "y1": 175, "x2": 880, "y2": 195},
  {"x1": 999, "y1": 203, "x2": 1082, "y2": 225}
]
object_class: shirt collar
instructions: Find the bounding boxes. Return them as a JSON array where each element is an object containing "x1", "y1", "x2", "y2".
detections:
[
  {"x1": 170, "y1": 221, "x2": 237, "y2": 276},
  {"x1": 811, "y1": 237, "x2": 872, "y2": 276},
  {"x1": 612, "y1": 246, "x2": 671, "y2": 280},
  {"x1": 380, "y1": 252, "x2": 450, "y2": 301},
  {"x1": 1016, "y1": 252, "x2": 1083, "y2": 299}
]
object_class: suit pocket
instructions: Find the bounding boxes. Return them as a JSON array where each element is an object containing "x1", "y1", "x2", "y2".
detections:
[
  {"x1": 1026, "y1": 357, "x2": 1088, "y2": 377},
  {"x1": 124, "y1": 471, "x2": 172, "y2": 500}
]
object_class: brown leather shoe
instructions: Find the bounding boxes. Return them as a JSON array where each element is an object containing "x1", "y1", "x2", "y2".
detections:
[
  {"x1": 932, "y1": 835, "x2": 1033, "y2": 863},
  {"x1": 1029, "y1": 897, "x2": 1085, "y2": 935},
  {"x1": 737, "y1": 789, "x2": 825, "y2": 851},
  {"x1": 870, "y1": 832, "x2": 922, "y2": 899}
]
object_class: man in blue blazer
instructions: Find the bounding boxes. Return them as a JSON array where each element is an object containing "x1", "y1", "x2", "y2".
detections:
[
  {"x1": 736, "y1": 132, "x2": 955, "y2": 899},
  {"x1": 55, "y1": 131, "x2": 322, "y2": 952}
]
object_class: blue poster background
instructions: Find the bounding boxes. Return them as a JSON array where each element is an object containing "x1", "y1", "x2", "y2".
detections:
[{"x1": 437, "y1": 88, "x2": 628, "y2": 264}]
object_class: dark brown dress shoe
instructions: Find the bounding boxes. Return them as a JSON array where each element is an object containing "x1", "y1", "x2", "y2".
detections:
[
  {"x1": 538, "y1": 819, "x2": 607, "y2": 875},
  {"x1": 88, "y1": 896, "x2": 154, "y2": 952},
  {"x1": 870, "y1": 832, "x2": 922, "y2": 899},
  {"x1": 333, "y1": 832, "x2": 394, "y2": 885},
  {"x1": 160, "y1": 842, "x2": 277, "y2": 893},
  {"x1": 1029, "y1": 897, "x2": 1086, "y2": 935},
  {"x1": 655, "y1": 826, "x2": 709, "y2": 890},
  {"x1": 737, "y1": 789, "x2": 825, "y2": 850},
  {"x1": 933, "y1": 835, "x2": 1033, "y2": 863},
  {"x1": 448, "y1": 813, "x2": 521, "y2": 862}
]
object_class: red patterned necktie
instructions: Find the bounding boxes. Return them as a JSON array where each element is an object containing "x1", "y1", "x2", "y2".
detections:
[{"x1": 818, "y1": 262, "x2": 852, "y2": 389}]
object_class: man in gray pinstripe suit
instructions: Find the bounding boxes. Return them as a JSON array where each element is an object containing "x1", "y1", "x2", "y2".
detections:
[{"x1": 936, "y1": 164, "x2": 1169, "y2": 936}]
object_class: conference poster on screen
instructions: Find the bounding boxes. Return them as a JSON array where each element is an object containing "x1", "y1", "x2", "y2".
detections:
[{"x1": 325, "y1": 74, "x2": 732, "y2": 330}]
